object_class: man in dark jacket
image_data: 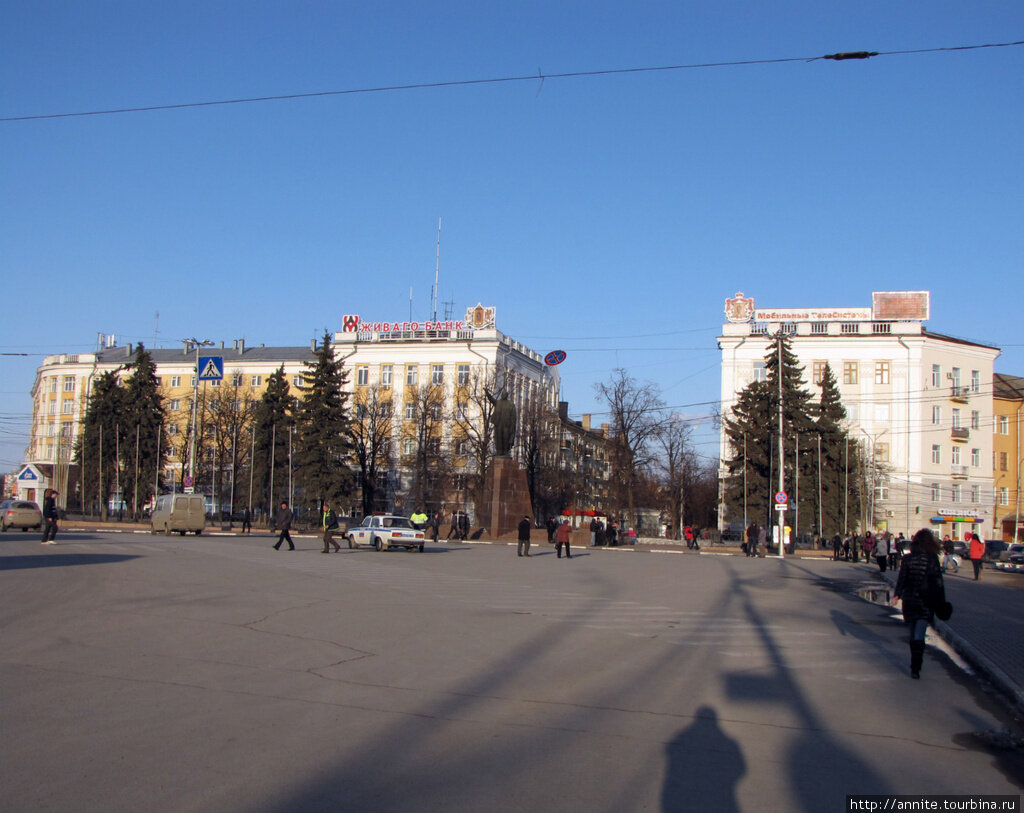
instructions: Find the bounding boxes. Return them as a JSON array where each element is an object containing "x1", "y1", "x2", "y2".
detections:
[
  {"x1": 517, "y1": 515, "x2": 532, "y2": 557},
  {"x1": 41, "y1": 489, "x2": 59, "y2": 544},
  {"x1": 273, "y1": 501, "x2": 294, "y2": 550}
]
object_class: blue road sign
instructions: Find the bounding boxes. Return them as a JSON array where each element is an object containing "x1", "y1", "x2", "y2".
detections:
[{"x1": 197, "y1": 356, "x2": 224, "y2": 381}]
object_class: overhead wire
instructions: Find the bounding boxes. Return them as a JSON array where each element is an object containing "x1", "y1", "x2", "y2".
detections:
[{"x1": 3, "y1": 40, "x2": 1022, "y2": 123}]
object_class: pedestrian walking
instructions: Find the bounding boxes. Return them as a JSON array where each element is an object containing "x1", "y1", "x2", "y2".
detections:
[
  {"x1": 893, "y1": 528, "x2": 947, "y2": 679},
  {"x1": 446, "y1": 510, "x2": 459, "y2": 540},
  {"x1": 241, "y1": 506, "x2": 252, "y2": 535},
  {"x1": 745, "y1": 523, "x2": 757, "y2": 557},
  {"x1": 607, "y1": 522, "x2": 618, "y2": 548},
  {"x1": 321, "y1": 502, "x2": 341, "y2": 553},
  {"x1": 941, "y1": 536, "x2": 959, "y2": 573},
  {"x1": 272, "y1": 501, "x2": 295, "y2": 550},
  {"x1": 832, "y1": 533, "x2": 842, "y2": 560},
  {"x1": 555, "y1": 519, "x2": 572, "y2": 559},
  {"x1": 430, "y1": 511, "x2": 440, "y2": 544},
  {"x1": 459, "y1": 512, "x2": 469, "y2": 540},
  {"x1": 875, "y1": 532, "x2": 890, "y2": 573},
  {"x1": 968, "y1": 532, "x2": 985, "y2": 581},
  {"x1": 595, "y1": 519, "x2": 606, "y2": 547},
  {"x1": 517, "y1": 515, "x2": 532, "y2": 557},
  {"x1": 546, "y1": 517, "x2": 557, "y2": 544},
  {"x1": 684, "y1": 525, "x2": 694, "y2": 549},
  {"x1": 890, "y1": 533, "x2": 904, "y2": 570},
  {"x1": 590, "y1": 516, "x2": 600, "y2": 547},
  {"x1": 41, "y1": 488, "x2": 59, "y2": 544}
]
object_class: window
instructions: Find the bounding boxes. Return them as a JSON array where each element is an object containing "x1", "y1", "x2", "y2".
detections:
[
  {"x1": 169, "y1": 399, "x2": 181, "y2": 411},
  {"x1": 998, "y1": 415, "x2": 1010, "y2": 435},
  {"x1": 404, "y1": 402, "x2": 415, "y2": 421},
  {"x1": 753, "y1": 362, "x2": 767, "y2": 383},
  {"x1": 951, "y1": 484, "x2": 961, "y2": 503},
  {"x1": 48, "y1": 378, "x2": 58, "y2": 393},
  {"x1": 190, "y1": 376, "x2": 196, "y2": 387},
  {"x1": 232, "y1": 400, "x2": 241, "y2": 412},
  {"x1": 951, "y1": 408, "x2": 961, "y2": 429},
  {"x1": 454, "y1": 438, "x2": 468, "y2": 456},
  {"x1": 971, "y1": 410, "x2": 980, "y2": 430},
  {"x1": 457, "y1": 364, "x2": 470, "y2": 386},
  {"x1": 932, "y1": 364, "x2": 941, "y2": 387},
  {"x1": 971, "y1": 370, "x2": 980, "y2": 393},
  {"x1": 1000, "y1": 487, "x2": 1010, "y2": 506},
  {"x1": 355, "y1": 404, "x2": 367, "y2": 421},
  {"x1": 843, "y1": 362, "x2": 858, "y2": 385},
  {"x1": 356, "y1": 367, "x2": 369, "y2": 386},
  {"x1": 232, "y1": 374, "x2": 243, "y2": 387},
  {"x1": 429, "y1": 402, "x2": 442, "y2": 421},
  {"x1": 48, "y1": 402, "x2": 56, "y2": 415},
  {"x1": 931, "y1": 483, "x2": 941, "y2": 501},
  {"x1": 63, "y1": 376, "x2": 75, "y2": 392},
  {"x1": 812, "y1": 361, "x2": 826, "y2": 385},
  {"x1": 951, "y1": 446, "x2": 960, "y2": 466},
  {"x1": 874, "y1": 442, "x2": 890, "y2": 463},
  {"x1": 403, "y1": 437, "x2": 416, "y2": 456},
  {"x1": 61, "y1": 400, "x2": 74, "y2": 415},
  {"x1": 971, "y1": 485, "x2": 980, "y2": 504},
  {"x1": 950, "y1": 367, "x2": 961, "y2": 388},
  {"x1": 931, "y1": 445, "x2": 941, "y2": 465},
  {"x1": 171, "y1": 376, "x2": 181, "y2": 388},
  {"x1": 971, "y1": 448, "x2": 980, "y2": 468},
  {"x1": 167, "y1": 423, "x2": 178, "y2": 435},
  {"x1": 426, "y1": 437, "x2": 441, "y2": 455},
  {"x1": 292, "y1": 375, "x2": 303, "y2": 388},
  {"x1": 456, "y1": 401, "x2": 468, "y2": 420},
  {"x1": 380, "y1": 401, "x2": 392, "y2": 418},
  {"x1": 431, "y1": 364, "x2": 444, "y2": 385},
  {"x1": 874, "y1": 486, "x2": 889, "y2": 501},
  {"x1": 381, "y1": 364, "x2": 393, "y2": 387},
  {"x1": 406, "y1": 365, "x2": 418, "y2": 386},
  {"x1": 932, "y1": 406, "x2": 941, "y2": 425},
  {"x1": 209, "y1": 399, "x2": 219, "y2": 411},
  {"x1": 874, "y1": 361, "x2": 890, "y2": 385},
  {"x1": 250, "y1": 375, "x2": 262, "y2": 388},
  {"x1": 1000, "y1": 452, "x2": 1009, "y2": 471}
]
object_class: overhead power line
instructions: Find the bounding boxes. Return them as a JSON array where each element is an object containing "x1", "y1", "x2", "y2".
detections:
[{"x1": 3, "y1": 39, "x2": 1021, "y2": 123}]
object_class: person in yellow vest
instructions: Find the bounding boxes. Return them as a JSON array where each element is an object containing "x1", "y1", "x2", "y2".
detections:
[
  {"x1": 321, "y1": 502, "x2": 341, "y2": 553},
  {"x1": 410, "y1": 510, "x2": 428, "y2": 530}
]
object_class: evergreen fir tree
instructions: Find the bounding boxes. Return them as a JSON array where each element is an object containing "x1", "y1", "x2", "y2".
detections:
[
  {"x1": 119, "y1": 344, "x2": 168, "y2": 516},
  {"x1": 251, "y1": 366, "x2": 294, "y2": 514},
  {"x1": 75, "y1": 370, "x2": 125, "y2": 518},
  {"x1": 293, "y1": 332, "x2": 355, "y2": 512},
  {"x1": 722, "y1": 379, "x2": 774, "y2": 529}
]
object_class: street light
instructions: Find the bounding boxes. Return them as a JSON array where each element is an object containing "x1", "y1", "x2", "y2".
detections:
[{"x1": 183, "y1": 338, "x2": 213, "y2": 487}]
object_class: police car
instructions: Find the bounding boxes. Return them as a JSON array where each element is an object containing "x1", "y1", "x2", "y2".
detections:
[{"x1": 347, "y1": 514, "x2": 425, "y2": 552}]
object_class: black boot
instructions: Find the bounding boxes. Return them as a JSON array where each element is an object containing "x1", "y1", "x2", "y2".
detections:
[{"x1": 910, "y1": 640, "x2": 925, "y2": 679}]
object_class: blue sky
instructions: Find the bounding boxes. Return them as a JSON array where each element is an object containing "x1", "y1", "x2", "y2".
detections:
[{"x1": 2, "y1": 1, "x2": 1022, "y2": 472}]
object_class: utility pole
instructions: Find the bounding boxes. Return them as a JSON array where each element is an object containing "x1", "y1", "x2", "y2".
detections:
[{"x1": 776, "y1": 332, "x2": 785, "y2": 558}]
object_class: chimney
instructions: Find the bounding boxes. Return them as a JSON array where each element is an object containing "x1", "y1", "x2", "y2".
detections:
[
  {"x1": 558, "y1": 401, "x2": 569, "y2": 420},
  {"x1": 582, "y1": 414, "x2": 592, "y2": 431}
]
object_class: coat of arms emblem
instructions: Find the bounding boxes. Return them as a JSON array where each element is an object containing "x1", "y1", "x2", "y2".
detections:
[
  {"x1": 724, "y1": 292, "x2": 755, "y2": 323},
  {"x1": 465, "y1": 303, "x2": 496, "y2": 329}
]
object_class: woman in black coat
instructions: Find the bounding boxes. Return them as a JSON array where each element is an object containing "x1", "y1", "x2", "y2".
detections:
[{"x1": 893, "y1": 528, "x2": 946, "y2": 679}]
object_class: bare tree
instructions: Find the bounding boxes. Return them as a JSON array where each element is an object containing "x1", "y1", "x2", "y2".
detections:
[
  {"x1": 401, "y1": 382, "x2": 450, "y2": 513},
  {"x1": 595, "y1": 369, "x2": 666, "y2": 529},
  {"x1": 351, "y1": 384, "x2": 395, "y2": 517},
  {"x1": 656, "y1": 415, "x2": 695, "y2": 539},
  {"x1": 518, "y1": 392, "x2": 564, "y2": 518},
  {"x1": 452, "y1": 367, "x2": 497, "y2": 514}
]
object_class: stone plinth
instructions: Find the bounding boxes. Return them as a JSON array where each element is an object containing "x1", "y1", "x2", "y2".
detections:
[{"x1": 478, "y1": 457, "x2": 533, "y2": 538}]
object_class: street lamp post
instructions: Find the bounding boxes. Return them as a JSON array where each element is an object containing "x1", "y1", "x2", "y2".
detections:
[
  {"x1": 775, "y1": 331, "x2": 785, "y2": 558},
  {"x1": 184, "y1": 338, "x2": 213, "y2": 487}
]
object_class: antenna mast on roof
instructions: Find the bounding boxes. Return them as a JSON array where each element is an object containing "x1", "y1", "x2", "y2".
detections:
[{"x1": 432, "y1": 217, "x2": 441, "y2": 322}]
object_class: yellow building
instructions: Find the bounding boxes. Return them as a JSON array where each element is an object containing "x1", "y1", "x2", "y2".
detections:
[{"x1": 993, "y1": 374, "x2": 1024, "y2": 542}]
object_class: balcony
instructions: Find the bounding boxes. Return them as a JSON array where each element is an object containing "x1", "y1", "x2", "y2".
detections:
[
  {"x1": 950, "y1": 385, "x2": 970, "y2": 402},
  {"x1": 951, "y1": 465, "x2": 969, "y2": 479},
  {"x1": 950, "y1": 427, "x2": 970, "y2": 442}
]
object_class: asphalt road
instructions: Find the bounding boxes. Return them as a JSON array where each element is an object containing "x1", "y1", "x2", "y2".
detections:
[{"x1": 2, "y1": 530, "x2": 1022, "y2": 812}]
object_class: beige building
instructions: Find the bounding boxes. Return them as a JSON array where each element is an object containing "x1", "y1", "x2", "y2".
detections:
[
  {"x1": 718, "y1": 291, "x2": 1001, "y2": 540},
  {"x1": 993, "y1": 374, "x2": 1024, "y2": 542},
  {"x1": 20, "y1": 305, "x2": 563, "y2": 517}
]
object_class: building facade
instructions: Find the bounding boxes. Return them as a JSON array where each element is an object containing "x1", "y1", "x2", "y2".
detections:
[
  {"x1": 993, "y1": 373, "x2": 1024, "y2": 542},
  {"x1": 718, "y1": 291, "x2": 1000, "y2": 540},
  {"x1": 21, "y1": 305, "x2": 563, "y2": 519}
]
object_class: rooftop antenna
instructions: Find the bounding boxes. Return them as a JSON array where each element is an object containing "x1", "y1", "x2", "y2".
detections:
[
  {"x1": 442, "y1": 297, "x2": 455, "y2": 321},
  {"x1": 153, "y1": 311, "x2": 159, "y2": 348},
  {"x1": 432, "y1": 217, "x2": 441, "y2": 322},
  {"x1": 409, "y1": 286, "x2": 413, "y2": 322}
]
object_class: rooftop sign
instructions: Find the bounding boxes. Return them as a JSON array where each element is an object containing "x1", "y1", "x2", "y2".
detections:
[{"x1": 724, "y1": 291, "x2": 931, "y2": 324}]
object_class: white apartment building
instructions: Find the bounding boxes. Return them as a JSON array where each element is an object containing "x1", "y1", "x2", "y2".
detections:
[
  {"x1": 19, "y1": 304, "x2": 560, "y2": 512},
  {"x1": 718, "y1": 291, "x2": 999, "y2": 540}
]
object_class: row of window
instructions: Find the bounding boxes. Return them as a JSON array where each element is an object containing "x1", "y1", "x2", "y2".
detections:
[
  {"x1": 931, "y1": 407, "x2": 983, "y2": 429},
  {"x1": 354, "y1": 363, "x2": 472, "y2": 388},
  {"x1": 914, "y1": 483, "x2": 1014, "y2": 506},
  {"x1": 754, "y1": 360, "x2": 893, "y2": 386},
  {"x1": 929, "y1": 445, "x2": 985, "y2": 467},
  {"x1": 931, "y1": 365, "x2": 981, "y2": 392}
]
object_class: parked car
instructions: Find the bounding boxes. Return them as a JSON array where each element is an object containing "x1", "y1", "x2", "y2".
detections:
[
  {"x1": 951, "y1": 540, "x2": 969, "y2": 559},
  {"x1": 994, "y1": 543, "x2": 1024, "y2": 572},
  {"x1": 347, "y1": 514, "x2": 425, "y2": 552},
  {"x1": 0, "y1": 499, "x2": 43, "y2": 532},
  {"x1": 984, "y1": 539, "x2": 1008, "y2": 562}
]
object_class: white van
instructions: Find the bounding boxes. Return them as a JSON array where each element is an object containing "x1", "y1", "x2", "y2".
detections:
[{"x1": 151, "y1": 494, "x2": 206, "y2": 536}]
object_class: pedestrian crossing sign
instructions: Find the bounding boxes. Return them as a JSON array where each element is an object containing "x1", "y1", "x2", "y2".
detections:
[{"x1": 197, "y1": 356, "x2": 224, "y2": 381}]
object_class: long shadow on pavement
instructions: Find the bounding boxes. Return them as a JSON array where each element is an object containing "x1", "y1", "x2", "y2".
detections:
[{"x1": 0, "y1": 553, "x2": 140, "y2": 570}]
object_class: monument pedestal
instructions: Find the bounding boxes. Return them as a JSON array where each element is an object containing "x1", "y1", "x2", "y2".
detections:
[{"x1": 479, "y1": 457, "x2": 533, "y2": 538}]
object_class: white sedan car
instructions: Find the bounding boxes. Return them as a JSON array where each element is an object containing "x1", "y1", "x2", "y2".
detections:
[{"x1": 347, "y1": 515, "x2": 425, "y2": 552}]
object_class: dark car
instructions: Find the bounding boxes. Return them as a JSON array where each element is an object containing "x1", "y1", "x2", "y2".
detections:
[
  {"x1": 984, "y1": 539, "x2": 1008, "y2": 561},
  {"x1": 950, "y1": 540, "x2": 969, "y2": 558}
]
